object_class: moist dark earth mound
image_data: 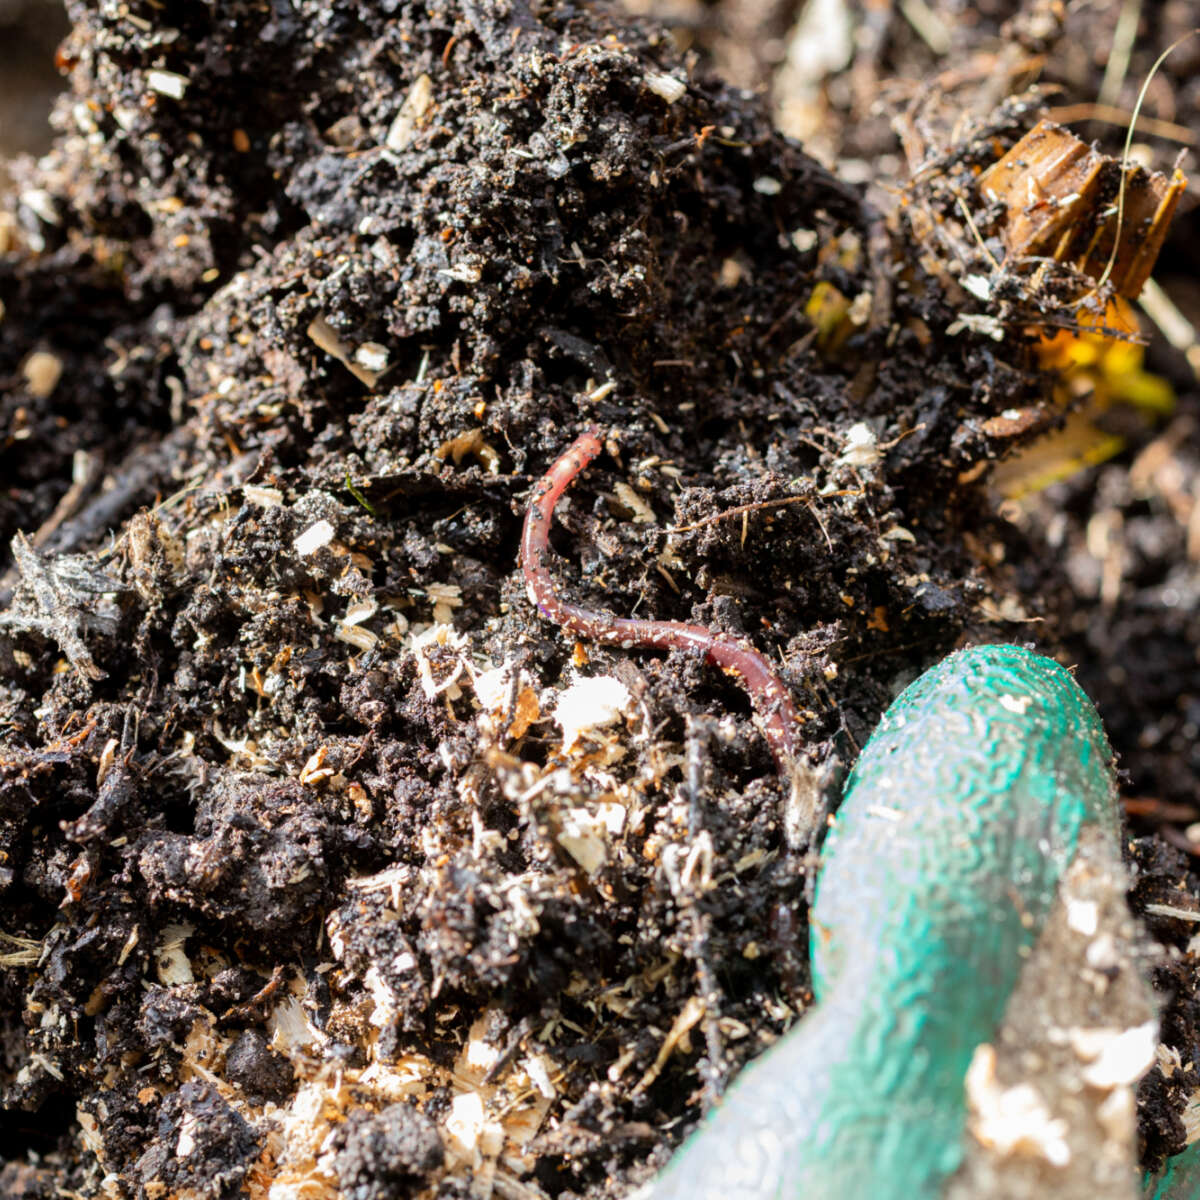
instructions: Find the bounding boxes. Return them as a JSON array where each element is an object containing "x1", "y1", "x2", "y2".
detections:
[{"x1": 0, "y1": 0, "x2": 1197, "y2": 1196}]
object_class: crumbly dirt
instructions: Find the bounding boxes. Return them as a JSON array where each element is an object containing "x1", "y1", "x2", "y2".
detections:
[{"x1": 0, "y1": 1, "x2": 1197, "y2": 1198}]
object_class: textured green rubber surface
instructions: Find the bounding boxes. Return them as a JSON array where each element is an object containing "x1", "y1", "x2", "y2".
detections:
[
  {"x1": 1147, "y1": 1143, "x2": 1200, "y2": 1199},
  {"x1": 648, "y1": 644, "x2": 1119, "y2": 1200}
]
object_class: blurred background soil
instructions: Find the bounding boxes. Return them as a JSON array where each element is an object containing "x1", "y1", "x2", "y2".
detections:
[
  {"x1": 0, "y1": 0, "x2": 68, "y2": 169},
  {"x1": 0, "y1": 1, "x2": 1198, "y2": 1198}
]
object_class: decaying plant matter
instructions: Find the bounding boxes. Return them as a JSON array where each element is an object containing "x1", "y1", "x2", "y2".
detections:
[{"x1": 979, "y1": 118, "x2": 1186, "y2": 301}]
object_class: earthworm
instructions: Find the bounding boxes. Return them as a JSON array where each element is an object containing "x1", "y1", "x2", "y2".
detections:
[
  {"x1": 520, "y1": 427, "x2": 800, "y2": 769},
  {"x1": 647, "y1": 644, "x2": 1121, "y2": 1199}
]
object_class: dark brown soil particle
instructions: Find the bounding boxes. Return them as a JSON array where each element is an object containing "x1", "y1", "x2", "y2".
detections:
[
  {"x1": 1, "y1": 0, "x2": 1198, "y2": 1196},
  {"x1": 332, "y1": 1102, "x2": 444, "y2": 1198}
]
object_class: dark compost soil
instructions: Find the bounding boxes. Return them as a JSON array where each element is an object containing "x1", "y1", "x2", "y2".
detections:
[{"x1": 0, "y1": 1, "x2": 1198, "y2": 1197}]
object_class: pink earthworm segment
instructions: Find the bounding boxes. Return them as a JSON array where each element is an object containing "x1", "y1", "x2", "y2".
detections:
[{"x1": 519, "y1": 426, "x2": 801, "y2": 770}]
